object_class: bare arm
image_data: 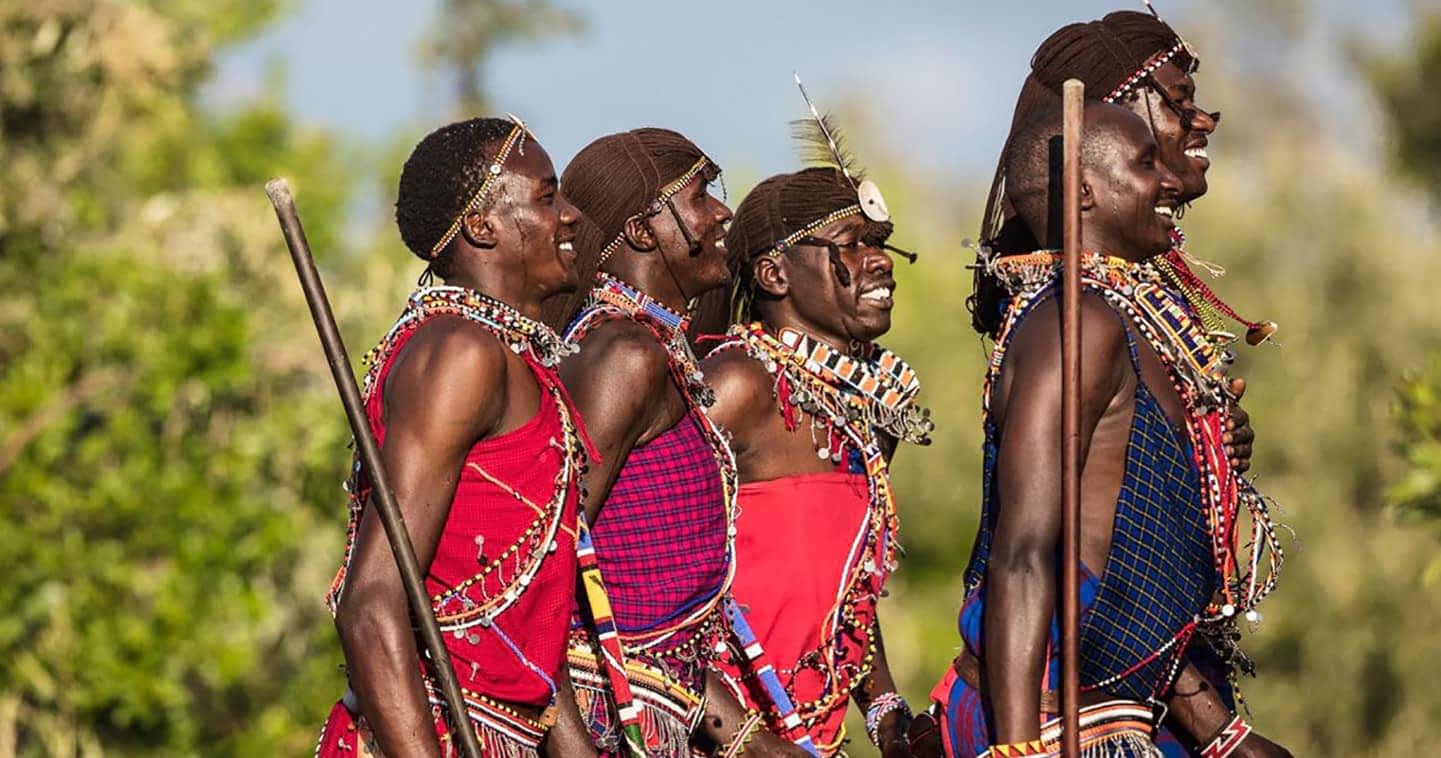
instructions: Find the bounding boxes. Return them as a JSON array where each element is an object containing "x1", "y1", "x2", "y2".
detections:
[
  {"x1": 984, "y1": 295, "x2": 1128, "y2": 744},
  {"x1": 1166, "y1": 662, "x2": 1292, "y2": 757},
  {"x1": 558, "y1": 320, "x2": 672, "y2": 523},
  {"x1": 541, "y1": 673, "x2": 599, "y2": 758},
  {"x1": 334, "y1": 318, "x2": 508, "y2": 758},
  {"x1": 698, "y1": 672, "x2": 810, "y2": 757},
  {"x1": 852, "y1": 622, "x2": 911, "y2": 758}
]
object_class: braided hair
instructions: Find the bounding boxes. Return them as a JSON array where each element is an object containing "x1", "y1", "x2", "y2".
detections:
[
  {"x1": 712, "y1": 167, "x2": 893, "y2": 329},
  {"x1": 396, "y1": 117, "x2": 519, "y2": 281},
  {"x1": 970, "y1": 10, "x2": 1194, "y2": 336},
  {"x1": 542, "y1": 128, "x2": 710, "y2": 331}
]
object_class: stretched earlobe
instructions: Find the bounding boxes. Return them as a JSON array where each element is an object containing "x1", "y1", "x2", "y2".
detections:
[{"x1": 1079, "y1": 181, "x2": 1097, "y2": 212}]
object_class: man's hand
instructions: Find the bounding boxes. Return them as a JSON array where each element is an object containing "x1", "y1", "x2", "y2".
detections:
[
  {"x1": 1225, "y1": 377, "x2": 1255, "y2": 473},
  {"x1": 876, "y1": 708, "x2": 914, "y2": 758}
]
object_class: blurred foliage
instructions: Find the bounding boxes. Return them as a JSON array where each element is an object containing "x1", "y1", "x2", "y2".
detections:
[
  {"x1": 1362, "y1": 9, "x2": 1441, "y2": 205},
  {"x1": 3, "y1": 0, "x2": 1440, "y2": 756}
]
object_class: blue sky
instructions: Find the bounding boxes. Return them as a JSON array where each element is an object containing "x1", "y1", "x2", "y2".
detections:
[{"x1": 208, "y1": 0, "x2": 1411, "y2": 183}]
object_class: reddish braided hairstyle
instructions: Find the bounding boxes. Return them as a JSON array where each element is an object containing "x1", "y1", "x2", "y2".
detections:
[
  {"x1": 542, "y1": 128, "x2": 712, "y2": 331},
  {"x1": 696, "y1": 167, "x2": 892, "y2": 333},
  {"x1": 970, "y1": 9, "x2": 1194, "y2": 336}
]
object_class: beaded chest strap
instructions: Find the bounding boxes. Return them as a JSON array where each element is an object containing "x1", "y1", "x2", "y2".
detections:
[{"x1": 990, "y1": 252, "x2": 1287, "y2": 685}]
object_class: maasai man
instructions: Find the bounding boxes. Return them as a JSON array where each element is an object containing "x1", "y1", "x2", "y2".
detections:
[
  {"x1": 973, "y1": 8, "x2": 1263, "y2": 476},
  {"x1": 318, "y1": 117, "x2": 592, "y2": 757},
  {"x1": 541, "y1": 129, "x2": 808, "y2": 758},
  {"x1": 912, "y1": 103, "x2": 1291, "y2": 758},
  {"x1": 702, "y1": 156, "x2": 932, "y2": 758},
  {"x1": 954, "y1": 9, "x2": 1275, "y2": 752}
]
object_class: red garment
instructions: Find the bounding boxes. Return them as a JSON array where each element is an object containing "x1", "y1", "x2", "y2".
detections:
[
  {"x1": 336, "y1": 318, "x2": 580, "y2": 709},
  {"x1": 716, "y1": 472, "x2": 883, "y2": 752}
]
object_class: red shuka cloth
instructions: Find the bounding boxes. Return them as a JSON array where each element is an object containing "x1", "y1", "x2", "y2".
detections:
[
  {"x1": 340, "y1": 319, "x2": 580, "y2": 708},
  {"x1": 716, "y1": 471, "x2": 882, "y2": 751}
]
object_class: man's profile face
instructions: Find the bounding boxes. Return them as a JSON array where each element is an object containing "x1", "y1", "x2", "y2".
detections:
[
  {"x1": 493, "y1": 141, "x2": 581, "y2": 297},
  {"x1": 648, "y1": 167, "x2": 733, "y2": 296},
  {"x1": 1119, "y1": 62, "x2": 1217, "y2": 203},
  {"x1": 1085, "y1": 106, "x2": 1183, "y2": 260},
  {"x1": 776, "y1": 215, "x2": 897, "y2": 343}
]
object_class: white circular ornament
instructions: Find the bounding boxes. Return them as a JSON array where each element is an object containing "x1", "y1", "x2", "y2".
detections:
[{"x1": 857, "y1": 179, "x2": 890, "y2": 223}]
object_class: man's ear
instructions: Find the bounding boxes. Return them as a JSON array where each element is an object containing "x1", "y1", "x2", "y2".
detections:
[
  {"x1": 754, "y1": 255, "x2": 789, "y2": 298},
  {"x1": 622, "y1": 213, "x2": 658, "y2": 253},
  {"x1": 459, "y1": 210, "x2": 499, "y2": 249},
  {"x1": 1079, "y1": 179, "x2": 1097, "y2": 213}
]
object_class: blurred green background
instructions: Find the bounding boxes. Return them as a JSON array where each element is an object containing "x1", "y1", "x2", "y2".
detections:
[{"x1": 3, "y1": 1, "x2": 1440, "y2": 755}]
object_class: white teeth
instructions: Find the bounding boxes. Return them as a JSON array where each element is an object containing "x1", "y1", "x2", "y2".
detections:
[
  {"x1": 714, "y1": 239, "x2": 726, "y2": 251},
  {"x1": 1185, "y1": 147, "x2": 1209, "y2": 160},
  {"x1": 861, "y1": 287, "x2": 892, "y2": 301},
  {"x1": 1154, "y1": 206, "x2": 1174, "y2": 218},
  {"x1": 558, "y1": 241, "x2": 574, "y2": 251}
]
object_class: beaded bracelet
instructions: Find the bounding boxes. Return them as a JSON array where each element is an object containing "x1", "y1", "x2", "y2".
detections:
[
  {"x1": 864, "y1": 692, "x2": 911, "y2": 747},
  {"x1": 720, "y1": 710, "x2": 765, "y2": 758},
  {"x1": 979, "y1": 738, "x2": 1046, "y2": 757},
  {"x1": 1200, "y1": 714, "x2": 1252, "y2": 758}
]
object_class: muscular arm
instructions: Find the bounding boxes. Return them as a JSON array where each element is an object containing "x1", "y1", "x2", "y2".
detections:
[
  {"x1": 558, "y1": 320, "x2": 672, "y2": 523},
  {"x1": 984, "y1": 295, "x2": 1128, "y2": 744},
  {"x1": 546, "y1": 322, "x2": 674, "y2": 751},
  {"x1": 852, "y1": 622, "x2": 910, "y2": 758},
  {"x1": 333, "y1": 318, "x2": 507, "y2": 758}
]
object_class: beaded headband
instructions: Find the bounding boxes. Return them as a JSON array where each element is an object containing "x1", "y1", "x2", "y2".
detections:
[
  {"x1": 1101, "y1": 39, "x2": 1189, "y2": 104},
  {"x1": 598, "y1": 154, "x2": 718, "y2": 265},
  {"x1": 428, "y1": 114, "x2": 529, "y2": 259},
  {"x1": 765, "y1": 204, "x2": 864, "y2": 258}
]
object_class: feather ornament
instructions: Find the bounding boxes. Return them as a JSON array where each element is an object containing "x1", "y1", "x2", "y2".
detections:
[{"x1": 790, "y1": 72, "x2": 862, "y2": 187}]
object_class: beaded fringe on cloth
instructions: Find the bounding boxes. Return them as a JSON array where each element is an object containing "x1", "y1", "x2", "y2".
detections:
[
  {"x1": 314, "y1": 689, "x2": 545, "y2": 758},
  {"x1": 981, "y1": 701, "x2": 1162, "y2": 758},
  {"x1": 569, "y1": 648, "x2": 702, "y2": 757}
]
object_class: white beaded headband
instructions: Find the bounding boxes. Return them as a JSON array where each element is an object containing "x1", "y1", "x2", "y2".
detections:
[{"x1": 428, "y1": 114, "x2": 529, "y2": 259}]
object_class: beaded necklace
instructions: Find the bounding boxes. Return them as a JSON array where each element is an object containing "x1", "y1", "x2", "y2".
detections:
[
  {"x1": 716, "y1": 321, "x2": 928, "y2": 728},
  {"x1": 565, "y1": 273, "x2": 737, "y2": 650},
  {"x1": 326, "y1": 285, "x2": 588, "y2": 703},
  {"x1": 988, "y1": 252, "x2": 1286, "y2": 665}
]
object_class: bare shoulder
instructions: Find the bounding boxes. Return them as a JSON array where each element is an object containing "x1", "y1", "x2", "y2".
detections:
[
  {"x1": 1007, "y1": 291, "x2": 1127, "y2": 367},
  {"x1": 386, "y1": 314, "x2": 509, "y2": 436},
  {"x1": 702, "y1": 346, "x2": 774, "y2": 431},
  {"x1": 561, "y1": 317, "x2": 671, "y2": 399}
]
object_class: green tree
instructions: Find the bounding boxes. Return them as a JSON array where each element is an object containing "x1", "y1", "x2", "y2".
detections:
[
  {"x1": 0, "y1": 2, "x2": 360, "y2": 754},
  {"x1": 1364, "y1": 11, "x2": 1441, "y2": 557}
]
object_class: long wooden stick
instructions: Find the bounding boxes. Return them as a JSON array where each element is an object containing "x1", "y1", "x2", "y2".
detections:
[
  {"x1": 1060, "y1": 79, "x2": 1085, "y2": 758},
  {"x1": 265, "y1": 179, "x2": 483, "y2": 758}
]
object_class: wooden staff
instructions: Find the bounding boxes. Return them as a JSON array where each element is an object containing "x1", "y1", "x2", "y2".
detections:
[
  {"x1": 265, "y1": 179, "x2": 483, "y2": 758},
  {"x1": 1060, "y1": 79, "x2": 1084, "y2": 758}
]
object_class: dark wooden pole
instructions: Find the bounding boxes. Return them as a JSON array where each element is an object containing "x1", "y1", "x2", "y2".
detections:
[
  {"x1": 265, "y1": 179, "x2": 483, "y2": 758},
  {"x1": 1060, "y1": 79, "x2": 1085, "y2": 758}
]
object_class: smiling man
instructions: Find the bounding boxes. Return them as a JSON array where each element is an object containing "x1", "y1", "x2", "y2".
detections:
[
  {"x1": 702, "y1": 165, "x2": 932, "y2": 758},
  {"x1": 914, "y1": 102, "x2": 1291, "y2": 758},
  {"x1": 317, "y1": 116, "x2": 591, "y2": 758},
  {"x1": 542, "y1": 129, "x2": 809, "y2": 758}
]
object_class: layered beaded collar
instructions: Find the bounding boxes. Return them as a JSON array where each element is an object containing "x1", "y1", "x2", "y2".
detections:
[
  {"x1": 363, "y1": 286, "x2": 576, "y2": 375},
  {"x1": 990, "y1": 251, "x2": 1229, "y2": 407},
  {"x1": 578, "y1": 272, "x2": 713, "y2": 407},
  {"x1": 730, "y1": 322, "x2": 933, "y2": 449}
]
